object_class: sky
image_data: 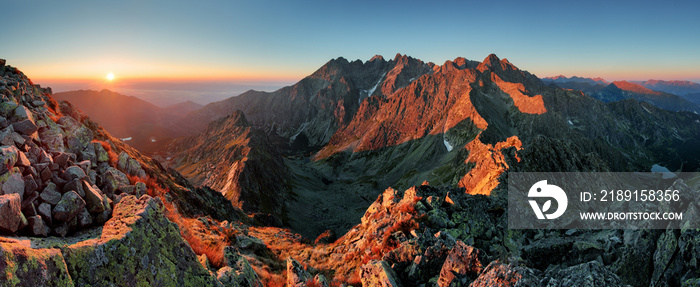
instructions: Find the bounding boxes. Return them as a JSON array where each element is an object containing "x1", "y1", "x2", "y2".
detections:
[{"x1": 2, "y1": 0, "x2": 699, "y2": 105}]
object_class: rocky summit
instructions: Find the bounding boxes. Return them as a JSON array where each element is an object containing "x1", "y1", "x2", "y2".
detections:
[{"x1": 2, "y1": 53, "x2": 700, "y2": 287}]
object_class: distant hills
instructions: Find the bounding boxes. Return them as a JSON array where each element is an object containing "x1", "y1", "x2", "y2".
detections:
[
  {"x1": 52, "y1": 89, "x2": 201, "y2": 154},
  {"x1": 541, "y1": 76, "x2": 700, "y2": 113}
]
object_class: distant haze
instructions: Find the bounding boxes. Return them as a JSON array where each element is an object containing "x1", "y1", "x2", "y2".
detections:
[{"x1": 38, "y1": 79, "x2": 292, "y2": 107}]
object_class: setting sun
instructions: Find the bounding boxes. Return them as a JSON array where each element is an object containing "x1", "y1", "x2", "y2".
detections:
[{"x1": 106, "y1": 72, "x2": 115, "y2": 81}]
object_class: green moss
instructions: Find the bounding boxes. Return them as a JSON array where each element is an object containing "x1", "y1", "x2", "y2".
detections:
[{"x1": 62, "y1": 197, "x2": 217, "y2": 286}]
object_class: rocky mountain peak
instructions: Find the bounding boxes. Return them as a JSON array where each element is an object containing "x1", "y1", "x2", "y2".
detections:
[
  {"x1": 222, "y1": 110, "x2": 249, "y2": 127},
  {"x1": 476, "y1": 53, "x2": 502, "y2": 72},
  {"x1": 392, "y1": 53, "x2": 409, "y2": 63},
  {"x1": 369, "y1": 55, "x2": 385, "y2": 63},
  {"x1": 476, "y1": 54, "x2": 518, "y2": 73}
]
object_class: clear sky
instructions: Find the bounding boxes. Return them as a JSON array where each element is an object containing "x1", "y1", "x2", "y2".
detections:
[{"x1": 3, "y1": 0, "x2": 700, "y2": 91}]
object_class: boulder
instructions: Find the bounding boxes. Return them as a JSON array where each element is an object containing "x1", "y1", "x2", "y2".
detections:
[
  {"x1": 27, "y1": 215, "x2": 49, "y2": 236},
  {"x1": 612, "y1": 229, "x2": 661, "y2": 287},
  {"x1": 220, "y1": 247, "x2": 263, "y2": 287},
  {"x1": 118, "y1": 152, "x2": 146, "y2": 177},
  {"x1": 0, "y1": 145, "x2": 19, "y2": 173},
  {"x1": 63, "y1": 178, "x2": 85, "y2": 197},
  {"x1": 12, "y1": 105, "x2": 34, "y2": 123},
  {"x1": 57, "y1": 116, "x2": 93, "y2": 154},
  {"x1": 438, "y1": 241, "x2": 486, "y2": 287},
  {"x1": 37, "y1": 202, "x2": 52, "y2": 226},
  {"x1": 0, "y1": 194, "x2": 22, "y2": 233},
  {"x1": 77, "y1": 160, "x2": 91, "y2": 175},
  {"x1": 102, "y1": 167, "x2": 130, "y2": 193},
  {"x1": 23, "y1": 174, "x2": 39, "y2": 195},
  {"x1": 52, "y1": 191, "x2": 85, "y2": 222},
  {"x1": 53, "y1": 221, "x2": 69, "y2": 237},
  {"x1": 76, "y1": 207, "x2": 92, "y2": 228},
  {"x1": 39, "y1": 165, "x2": 52, "y2": 181},
  {"x1": 15, "y1": 151, "x2": 30, "y2": 167},
  {"x1": 53, "y1": 152, "x2": 71, "y2": 168},
  {"x1": 0, "y1": 126, "x2": 14, "y2": 146},
  {"x1": 361, "y1": 260, "x2": 403, "y2": 287},
  {"x1": 523, "y1": 237, "x2": 574, "y2": 270},
  {"x1": 39, "y1": 183, "x2": 62, "y2": 205},
  {"x1": 38, "y1": 119, "x2": 65, "y2": 153},
  {"x1": 287, "y1": 257, "x2": 312, "y2": 287},
  {"x1": 2, "y1": 173, "x2": 25, "y2": 201},
  {"x1": 38, "y1": 149, "x2": 53, "y2": 164},
  {"x1": 61, "y1": 195, "x2": 219, "y2": 286},
  {"x1": 0, "y1": 242, "x2": 73, "y2": 285},
  {"x1": 83, "y1": 182, "x2": 107, "y2": 214},
  {"x1": 119, "y1": 182, "x2": 147, "y2": 196},
  {"x1": 21, "y1": 202, "x2": 37, "y2": 217},
  {"x1": 0, "y1": 101, "x2": 18, "y2": 117},
  {"x1": 61, "y1": 166, "x2": 86, "y2": 181},
  {"x1": 94, "y1": 142, "x2": 109, "y2": 162},
  {"x1": 12, "y1": 119, "x2": 38, "y2": 135},
  {"x1": 469, "y1": 260, "x2": 540, "y2": 287}
]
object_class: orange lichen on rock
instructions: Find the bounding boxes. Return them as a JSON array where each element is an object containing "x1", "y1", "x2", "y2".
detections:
[
  {"x1": 491, "y1": 74, "x2": 546, "y2": 115},
  {"x1": 459, "y1": 134, "x2": 522, "y2": 195}
]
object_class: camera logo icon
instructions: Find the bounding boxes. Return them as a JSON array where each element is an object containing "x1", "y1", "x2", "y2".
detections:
[{"x1": 528, "y1": 180, "x2": 568, "y2": 220}]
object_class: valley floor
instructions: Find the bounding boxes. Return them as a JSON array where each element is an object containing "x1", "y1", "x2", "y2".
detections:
[{"x1": 285, "y1": 157, "x2": 378, "y2": 239}]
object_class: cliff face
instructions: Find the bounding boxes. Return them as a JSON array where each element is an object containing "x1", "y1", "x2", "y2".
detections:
[{"x1": 165, "y1": 111, "x2": 289, "y2": 222}]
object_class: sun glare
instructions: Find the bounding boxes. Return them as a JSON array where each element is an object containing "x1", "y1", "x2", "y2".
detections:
[{"x1": 106, "y1": 72, "x2": 115, "y2": 81}]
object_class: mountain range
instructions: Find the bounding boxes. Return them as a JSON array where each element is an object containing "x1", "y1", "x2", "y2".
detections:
[
  {"x1": 542, "y1": 76, "x2": 700, "y2": 110},
  {"x1": 3, "y1": 54, "x2": 700, "y2": 286},
  {"x1": 52, "y1": 89, "x2": 202, "y2": 154}
]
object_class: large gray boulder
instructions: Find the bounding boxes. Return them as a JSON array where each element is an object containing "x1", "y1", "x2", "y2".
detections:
[
  {"x1": 52, "y1": 191, "x2": 85, "y2": 222},
  {"x1": 57, "y1": 116, "x2": 93, "y2": 154},
  {"x1": 1, "y1": 173, "x2": 25, "y2": 201},
  {"x1": 219, "y1": 247, "x2": 263, "y2": 287},
  {"x1": 0, "y1": 193, "x2": 22, "y2": 233}
]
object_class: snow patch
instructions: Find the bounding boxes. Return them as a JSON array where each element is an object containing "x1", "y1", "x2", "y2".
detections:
[
  {"x1": 290, "y1": 122, "x2": 309, "y2": 142},
  {"x1": 443, "y1": 136, "x2": 453, "y2": 152},
  {"x1": 360, "y1": 72, "x2": 386, "y2": 104}
]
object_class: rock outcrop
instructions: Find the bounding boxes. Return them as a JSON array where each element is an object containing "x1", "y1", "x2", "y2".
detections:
[
  {"x1": 0, "y1": 61, "x2": 162, "y2": 237},
  {"x1": 62, "y1": 195, "x2": 218, "y2": 286}
]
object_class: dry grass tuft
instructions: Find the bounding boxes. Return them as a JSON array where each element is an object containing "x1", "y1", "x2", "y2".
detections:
[
  {"x1": 161, "y1": 196, "x2": 234, "y2": 269},
  {"x1": 93, "y1": 140, "x2": 119, "y2": 167},
  {"x1": 306, "y1": 277, "x2": 323, "y2": 287}
]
